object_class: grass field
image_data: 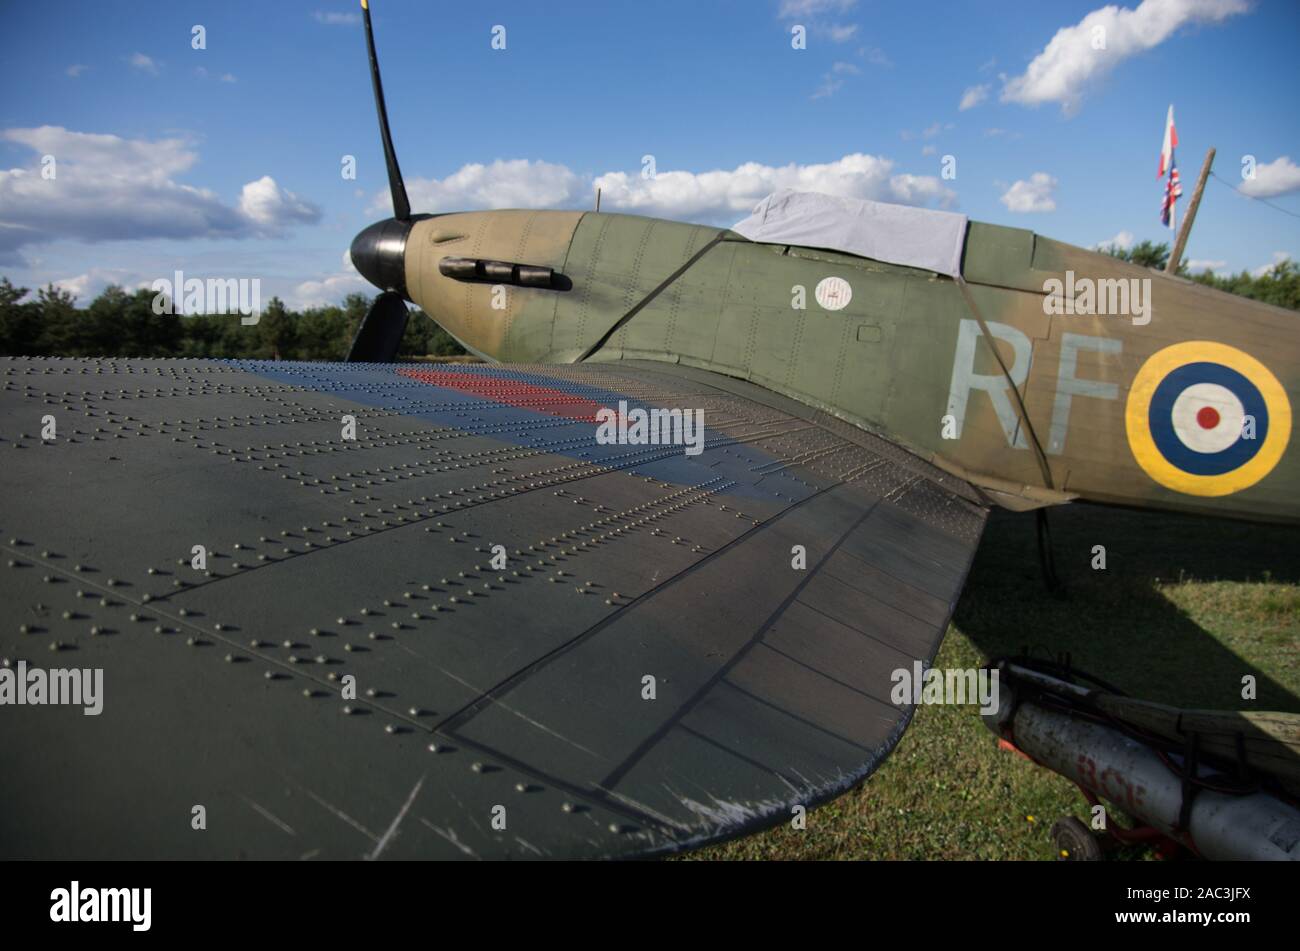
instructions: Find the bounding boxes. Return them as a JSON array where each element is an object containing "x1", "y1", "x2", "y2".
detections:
[{"x1": 689, "y1": 503, "x2": 1300, "y2": 860}]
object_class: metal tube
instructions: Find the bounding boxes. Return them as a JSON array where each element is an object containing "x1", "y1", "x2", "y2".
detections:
[{"x1": 985, "y1": 695, "x2": 1300, "y2": 860}]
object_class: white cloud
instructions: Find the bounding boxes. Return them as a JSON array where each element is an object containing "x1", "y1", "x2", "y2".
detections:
[
  {"x1": 921, "y1": 144, "x2": 937, "y2": 156},
  {"x1": 51, "y1": 271, "x2": 98, "y2": 298},
  {"x1": 377, "y1": 153, "x2": 955, "y2": 225},
  {"x1": 593, "y1": 154, "x2": 956, "y2": 220},
  {"x1": 238, "y1": 176, "x2": 321, "y2": 231},
  {"x1": 1095, "y1": 229, "x2": 1135, "y2": 251},
  {"x1": 220, "y1": 73, "x2": 237, "y2": 83},
  {"x1": 1000, "y1": 172, "x2": 1058, "y2": 213},
  {"x1": 1239, "y1": 156, "x2": 1300, "y2": 198},
  {"x1": 386, "y1": 160, "x2": 585, "y2": 217},
  {"x1": 128, "y1": 52, "x2": 159, "y2": 75},
  {"x1": 66, "y1": 64, "x2": 88, "y2": 78},
  {"x1": 50, "y1": 267, "x2": 151, "y2": 301},
  {"x1": 1001, "y1": 0, "x2": 1249, "y2": 115},
  {"x1": 293, "y1": 250, "x2": 368, "y2": 309},
  {"x1": 778, "y1": 0, "x2": 863, "y2": 49},
  {"x1": 5, "y1": 126, "x2": 197, "y2": 183},
  {"x1": 1185, "y1": 258, "x2": 1227, "y2": 273},
  {"x1": 884, "y1": 174, "x2": 956, "y2": 207},
  {"x1": 959, "y1": 84, "x2": 989, "y2": 111},
  {"x1": 832, "y1": 61, "x2": 860, "y2": 74},
  {"x1": 313, "y1": 10, "x2": 360, "y2": 25},
  {"x1": 0, "y1": 126, "x2": 322, "y2": 263},
  {"x1": 1252, "y1": 251, "x2": 1292, "y2": 277}
]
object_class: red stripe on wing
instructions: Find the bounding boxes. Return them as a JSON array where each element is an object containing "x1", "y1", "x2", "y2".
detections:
[{"x1": 397, "y1": 367, "x2": 620, "y2": 424}]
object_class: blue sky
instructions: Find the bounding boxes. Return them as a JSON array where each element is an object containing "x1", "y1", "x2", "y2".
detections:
[{"x1": 1, "y1": 0, "x2": 1297, "y2": 307}]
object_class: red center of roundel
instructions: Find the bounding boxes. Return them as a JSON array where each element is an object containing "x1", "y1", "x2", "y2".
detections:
[{"x1": 1196, "y1": 406, "x2": 1221, "y2": 430}]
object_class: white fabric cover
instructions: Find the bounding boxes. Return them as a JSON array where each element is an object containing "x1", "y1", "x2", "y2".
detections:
[{"x1": 730, "y1": 189, "x2": 968, "y2": 278}]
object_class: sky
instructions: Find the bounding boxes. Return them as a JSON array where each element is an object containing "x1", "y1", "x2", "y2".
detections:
[{"x1": 1, "y1": 0, "x2": 1298, "y2": 309}]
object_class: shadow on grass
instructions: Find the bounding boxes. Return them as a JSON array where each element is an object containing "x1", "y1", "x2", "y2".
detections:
[{"x1": 953, "y1": 503, "x2": 1300, "y2": 712}]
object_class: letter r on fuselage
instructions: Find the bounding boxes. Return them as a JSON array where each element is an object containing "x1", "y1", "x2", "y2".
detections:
[{"x1": 947, "y1": 318, "x2": 1032, "y2": 448}]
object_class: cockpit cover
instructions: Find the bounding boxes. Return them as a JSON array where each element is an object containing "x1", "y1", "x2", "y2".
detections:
[{"x1": 731, "y1": 189, "x2": 968, "y2": 278}]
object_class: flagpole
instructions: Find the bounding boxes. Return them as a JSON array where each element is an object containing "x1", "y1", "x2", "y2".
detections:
[{"x1": 1167, "y1": 146, "x2": 1216, "y2": 274}]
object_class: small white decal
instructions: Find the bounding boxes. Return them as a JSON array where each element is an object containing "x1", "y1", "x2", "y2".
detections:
[{"x1": 815, "y1": 276, "x2": 852, "y2": 311}]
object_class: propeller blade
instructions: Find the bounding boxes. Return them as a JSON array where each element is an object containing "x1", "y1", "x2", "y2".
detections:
[
  {"x1": 360, "y1": 0, "x2": 410, "y2": 221},
  {"x1": 346, "y1": 290, "x2": 410, "y2": 363}
]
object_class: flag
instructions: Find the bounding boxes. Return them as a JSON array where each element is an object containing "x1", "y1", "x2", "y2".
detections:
[
  {"x1": 1158, "y1": 104, "x2": 1178, "y2": 177},
  {"x1": 1158, "y1": 104, "x2": 1182, "y2": 228},
  {"x1": 1161, "y1": 157, "x2": 1183, "y2": 228}
]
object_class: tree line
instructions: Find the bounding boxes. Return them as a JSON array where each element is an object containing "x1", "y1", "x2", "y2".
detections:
[
  {"x1": 0, "y1": 279, "x2": 466, "y2": 360},
  {"x1": 2, "y1": 248, "x2": 1295, "y2": 360},
  {"x1": 1105, "y1": 241, "x2": 1300, "y2": 312}
]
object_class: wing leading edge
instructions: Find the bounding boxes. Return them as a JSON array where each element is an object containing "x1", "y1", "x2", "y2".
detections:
[{"x1": 0, "y1": 356, "x2": 987, "y2": 858}]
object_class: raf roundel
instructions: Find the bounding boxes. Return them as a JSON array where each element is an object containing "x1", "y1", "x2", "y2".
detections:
[
  {"x1": 814, "y1": 276, "x2": 852, "y2": 311},
  {"x1": 1125, "y1": 341, "x2": 1291, "y2": 497}
]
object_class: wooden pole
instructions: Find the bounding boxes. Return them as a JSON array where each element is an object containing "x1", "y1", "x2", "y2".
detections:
[
  {"x1": 1166, "y1": 146, "x2": 1215, "y2": 274},
  {"x1": 595, "y1": 187, "x2": 601, "y2": 213}
]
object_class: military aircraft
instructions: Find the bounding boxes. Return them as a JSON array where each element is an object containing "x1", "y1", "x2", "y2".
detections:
[{"x1": 1, "y1": 1, "x2": 1295, "y2": 860}]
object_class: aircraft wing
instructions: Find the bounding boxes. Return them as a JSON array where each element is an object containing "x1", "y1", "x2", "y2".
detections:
[{"x1": 0, "y1": 356, "x2": 988, "y2": 859}]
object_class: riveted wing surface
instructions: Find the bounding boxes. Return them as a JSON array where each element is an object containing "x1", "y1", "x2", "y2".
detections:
[{"x1": 0, "y1": 356, "x2": 986, "y2": 858}]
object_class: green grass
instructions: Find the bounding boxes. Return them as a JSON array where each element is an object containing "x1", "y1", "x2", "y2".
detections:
[{"x1": 688, "y1": 504, "x2": 1300, "y2": 860}]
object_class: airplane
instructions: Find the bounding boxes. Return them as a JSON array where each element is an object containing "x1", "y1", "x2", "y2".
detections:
[{"x1": 0, "y1": 0, "x2": 1295, "y2": 860}]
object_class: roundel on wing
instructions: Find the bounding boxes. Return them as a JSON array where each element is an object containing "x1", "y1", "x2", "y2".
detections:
[{"x1": 1125, "y1": 341, "x2": 1291, "y2": 496}]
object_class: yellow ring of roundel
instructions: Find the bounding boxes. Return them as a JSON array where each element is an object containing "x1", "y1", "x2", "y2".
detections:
[{"x1": 1126, "y1": 341, "x2": 1291, "y2": 497}]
